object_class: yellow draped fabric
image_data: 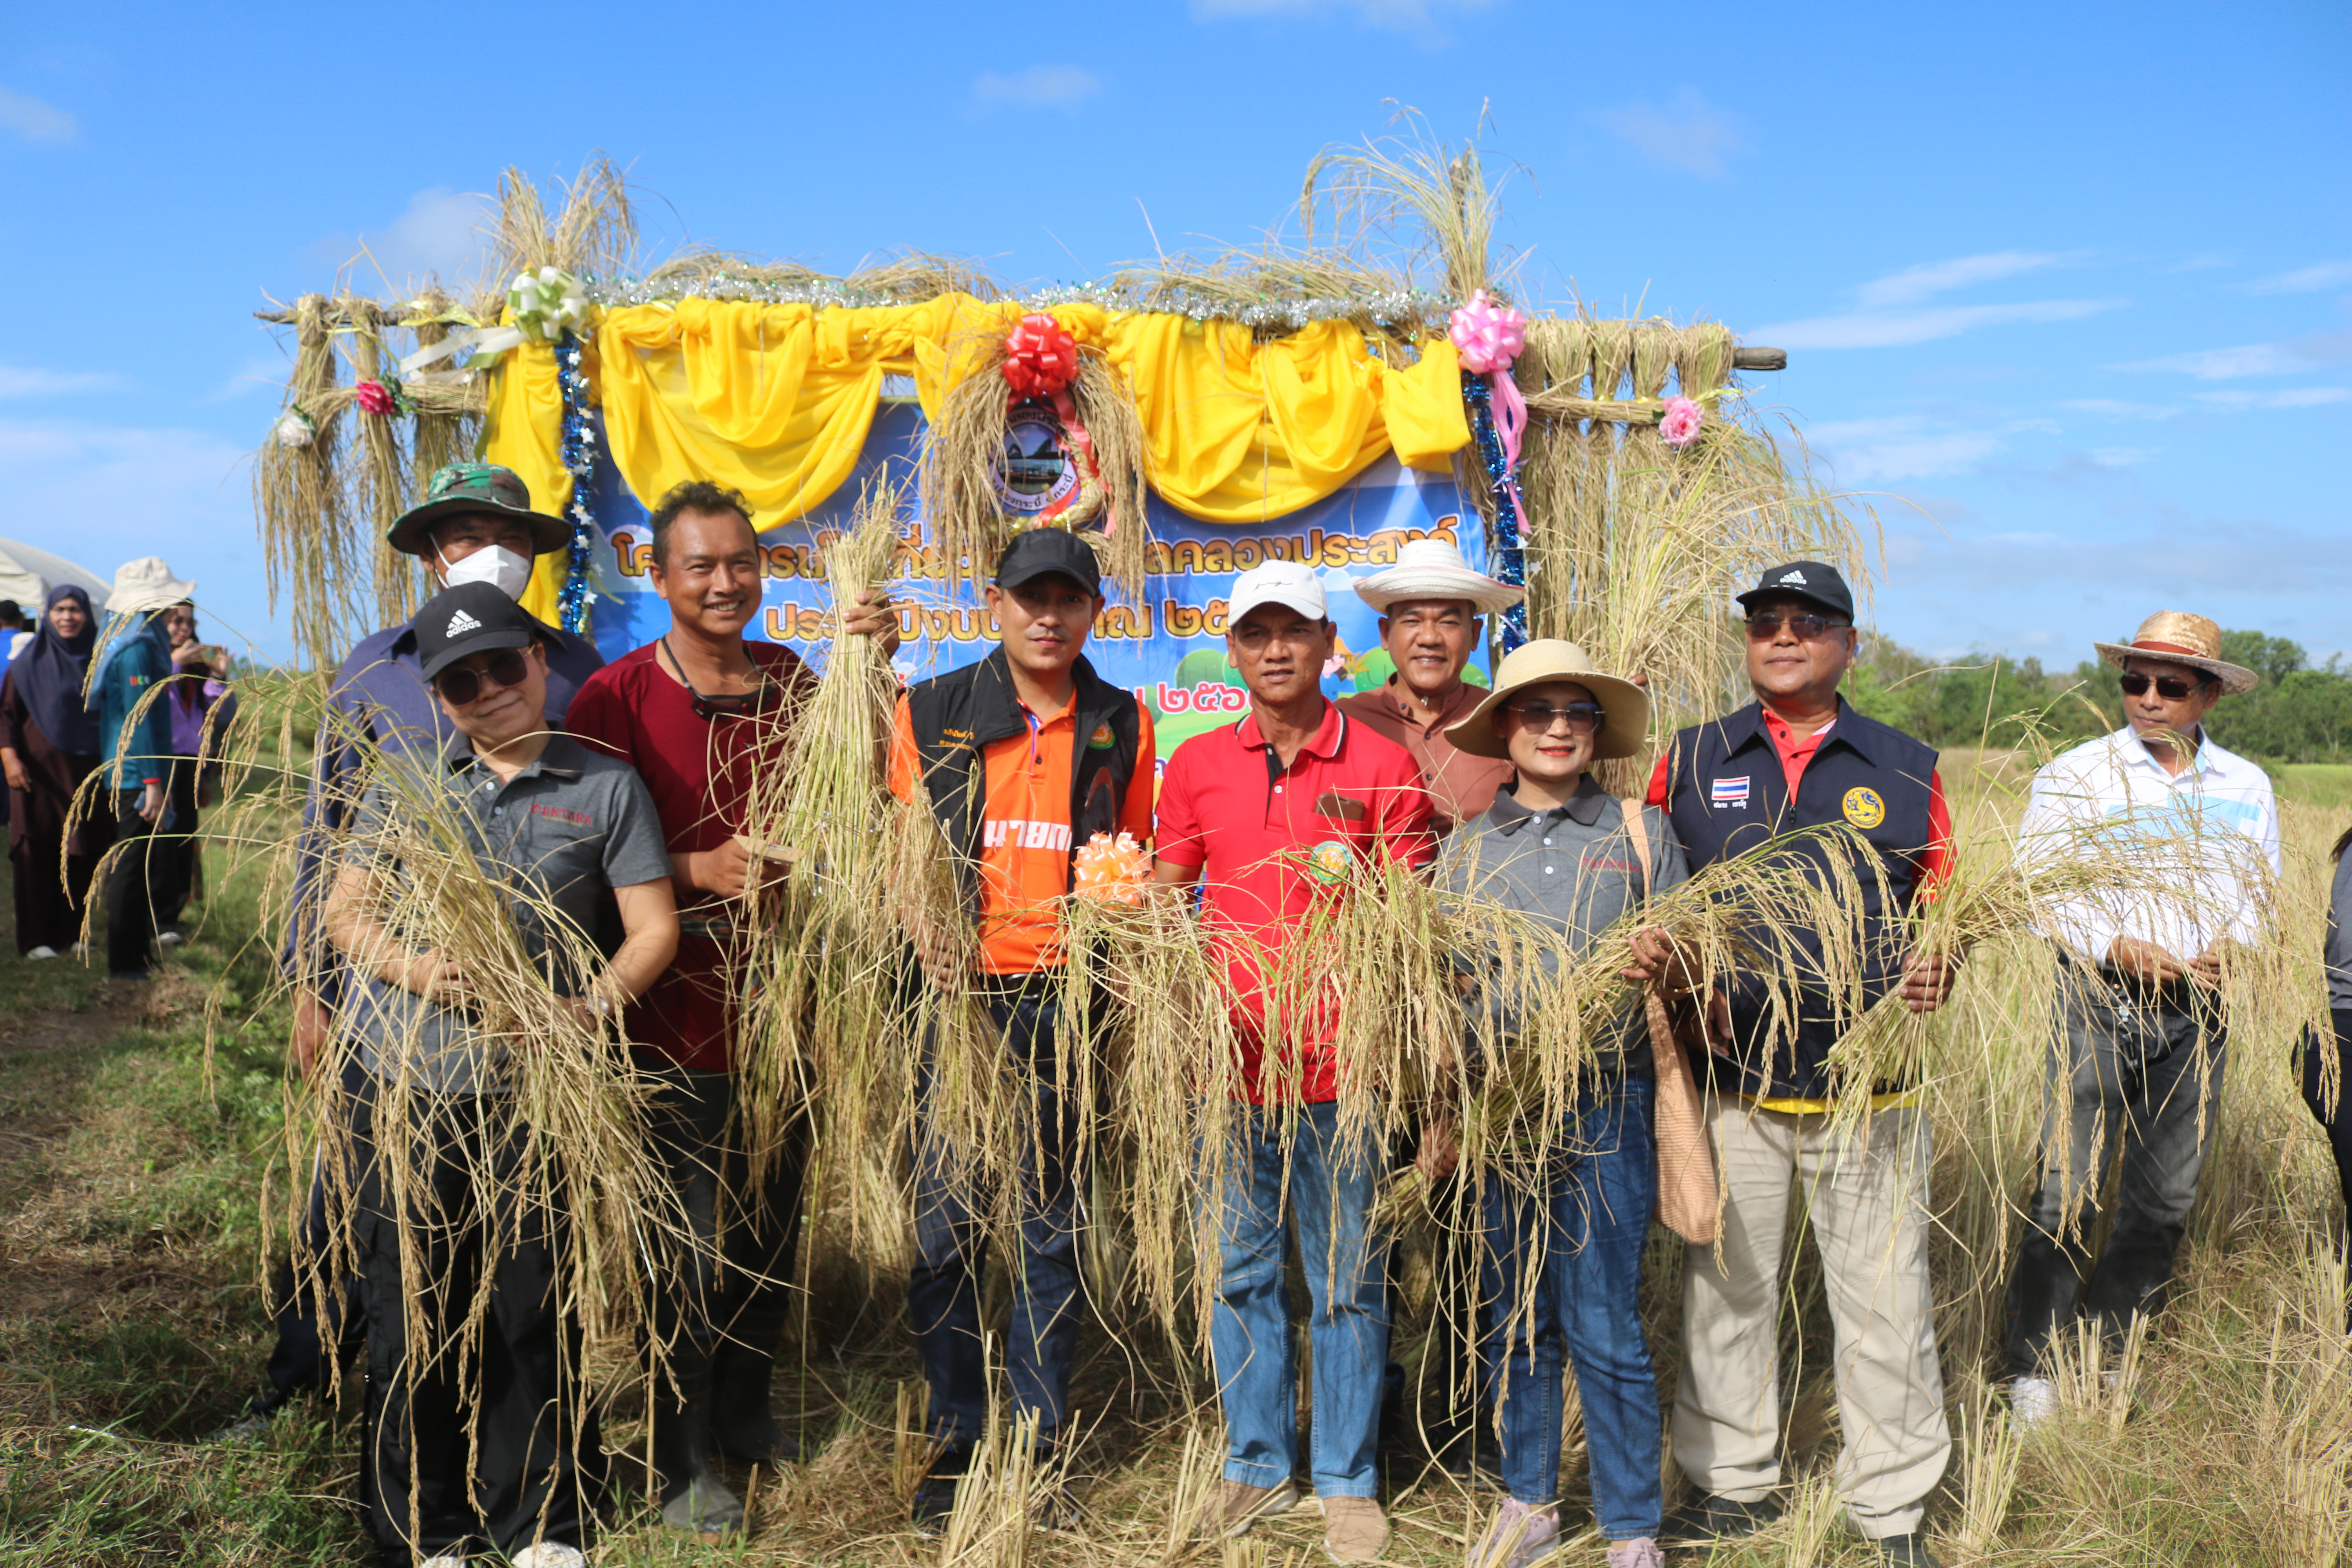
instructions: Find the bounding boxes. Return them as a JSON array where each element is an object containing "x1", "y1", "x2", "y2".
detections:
[{"x1": 483, "y1": 295, "x2": 1469, "y2": 601}]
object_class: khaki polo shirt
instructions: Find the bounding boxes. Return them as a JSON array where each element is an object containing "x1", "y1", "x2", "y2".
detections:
[{"x1": 1337, "y1": 676, "x2": 1514, "y2": 835}]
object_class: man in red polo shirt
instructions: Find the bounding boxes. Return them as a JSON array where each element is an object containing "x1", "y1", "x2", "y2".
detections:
[
  {"x1": 1154, "y1": 561, "x2": 1435, "y2": 1565},
  {"x1": 567, "y1": 479, "x2": 895, "y2": 1539}
]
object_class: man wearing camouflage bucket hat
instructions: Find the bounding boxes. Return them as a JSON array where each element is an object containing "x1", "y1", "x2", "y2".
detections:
[
  {"x1": 216, "y1": 463, "x2": 606, "y2": 1441},
  {"x1": 2003, "y1": 611, "x2": 2277, "y2": 1428}
]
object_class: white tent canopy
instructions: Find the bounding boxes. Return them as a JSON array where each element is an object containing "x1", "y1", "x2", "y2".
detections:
[{"x1": 0, "y1": 537, "x2": 107, "y2": 609}]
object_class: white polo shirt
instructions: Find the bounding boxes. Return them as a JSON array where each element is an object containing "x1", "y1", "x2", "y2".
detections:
[{"x1": 2018, "y1": 724, "x2": 2280, "y2": 963}]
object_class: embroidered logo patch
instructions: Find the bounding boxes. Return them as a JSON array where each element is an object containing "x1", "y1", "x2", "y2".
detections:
[
  {"x1": 445, "y1": 608, "x2": 483, "y2": 635},
  {"x1": 1842, "y1": 786, "x2": 1886, "y2": 829},
  {"x1": 531, "y1": 803, "x2": 590, "y2": 826},
  {"x1": 1778, "y1": 569, "x2": 1808, "y2": 586},
  {"x1": 1710, "y1": 776, "x2": 1751, "y2": 808},
  {"x1": 1087, "y1": 722, "x2": 1116, "y2": 751},
  {"x1": 1305, "y1": 839, "x2": 1352, "y2": 884}
]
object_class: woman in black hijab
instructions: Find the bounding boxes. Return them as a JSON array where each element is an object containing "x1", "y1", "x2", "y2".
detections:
[{"x1": 0, "y1": 585, "x2": 108, "y2": 958}]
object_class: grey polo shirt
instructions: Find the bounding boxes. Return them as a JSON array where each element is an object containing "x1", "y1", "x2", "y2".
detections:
[
  {"x1": 339, "y1": 731, "x2": 675, "y2": 1094},
  {"x1": 1440, "y1": 775, "x2": 1691, "y2": 1075}
]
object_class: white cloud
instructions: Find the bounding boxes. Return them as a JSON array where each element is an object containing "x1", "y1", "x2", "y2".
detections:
[
  {"x1": 971, "y1": 65, "x2": 1103, "y2": 110},
  {"x1": 1855, "y1": 251, "x2": 2064, "y2": 309},
  {"x1": 2192, "y1": 386, "x2": 2352, "y2": 409},
  {"x1": 2087, "y1": 446, "x2": 2158, "y2": 467},
  {"x1": 0, "y1": 365, "x2": 123, "y2": 399},
  {"x1": 2118, "y1": 343, "x2": 2306, "y2": 379},
  {"x1": 314, "y1": 187, "x2": 495, "y2": 289},
  {"x1": 1754, "y1": 298, "x2": 2123, "y2": 350},
  {"x1": 2246, "y1": 259, "x2": 2352, "y2": 294},
  {"x1": 0, "y1": 86, "x2": 77, "y2": 145},
  {"x1": 2061, "y1": 397, "x2": 2182, "y2": 421},
  {"x1": 1191, "y1": 0, "x2": 1497, "y2": 29},
  {"x1": 1593, "y1": 87, "x2": 1742, "y2": 178},
  {"x1": 1804, "y1": 416, "x2": 2004, "y2": 483}
]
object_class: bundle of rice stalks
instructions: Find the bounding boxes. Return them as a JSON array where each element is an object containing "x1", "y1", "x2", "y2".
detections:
[
  {"x1": 735, "y1": 479, "x2": 908, "y2": 1197},
  {"x1": 917, "y1": 324, "x2": 1155, "y2": 603},
  {"x1": 641, "y1": 248, "x2": 1003, "y2": 306},
  {"x1": 1300, "y1": 113, "x2": 1509, "y2": 303},
  {"x1": 482, "y1": 156, "x2": 635, "y2": 321}
]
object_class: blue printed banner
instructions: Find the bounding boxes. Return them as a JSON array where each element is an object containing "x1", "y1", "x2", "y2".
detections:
[{"x1": 582, "y1": 403, "x2": 1490, "y2": 754}]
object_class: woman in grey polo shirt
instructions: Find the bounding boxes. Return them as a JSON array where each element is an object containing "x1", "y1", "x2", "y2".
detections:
[
  {"x1": 325, "y1": 583, "x2": 679, "y2": 1568},
  {"x1": 1438, "y1": 639, "x2": 1690, "y2": 1568}
]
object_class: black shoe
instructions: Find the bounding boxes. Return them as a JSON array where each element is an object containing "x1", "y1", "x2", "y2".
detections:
[
  {"x1": 1667, "y1": 1492, "x2": 1783, "y2": 1544},
  {"x1": 1871, "y1": 1533, "x2": 1944, "y2": 1567},
  {"x1": 909, "y1": 1446, "x2": 972, "y2": 1537}
]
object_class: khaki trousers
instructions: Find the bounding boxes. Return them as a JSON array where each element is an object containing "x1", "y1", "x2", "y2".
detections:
[{"x1": 1672, "y1": 1098, "x2": 1949, "y2": 1537}]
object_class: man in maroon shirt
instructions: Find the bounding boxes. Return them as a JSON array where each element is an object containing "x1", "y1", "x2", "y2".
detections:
[{"x1": 567, "y1": 479, "x2": 895, "y2": 1538}]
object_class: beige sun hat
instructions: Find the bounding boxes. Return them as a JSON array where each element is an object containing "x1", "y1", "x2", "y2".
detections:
[
  {"x1": 104, "y1": 557, "x2": 196, "y2": 617},
  {"x1": 1352, "y1": 537, "x2": 1525, "y2": 615},
  {"x1": 2092, "y1": 610, "x2": 2258, "y2": 695},
  {"x1": 1446, "y1": 639, "x2": 1648, "y2": 761}
]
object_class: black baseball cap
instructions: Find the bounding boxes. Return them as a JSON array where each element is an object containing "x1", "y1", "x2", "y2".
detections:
[
  {"x1": 993, "y1": 527, "x2": 1102, "y2": 597},
  {"x1": 414, "y1": 581, "x2": 540, "y2": 683},
  {"x1": 1735, "y1": 560, "x2": 1855, "y2": 621}
]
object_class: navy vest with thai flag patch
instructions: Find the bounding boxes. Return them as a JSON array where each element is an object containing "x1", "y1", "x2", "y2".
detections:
[{"x1": 1661, "y1": 698, "x2": 1940, "y2": 1100}]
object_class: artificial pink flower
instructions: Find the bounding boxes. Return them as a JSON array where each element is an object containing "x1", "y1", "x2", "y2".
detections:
[
  {"x1": 354, "y1": 379, "x2": 396, "y2": 417},
  {"x1": 1003, "y1": 312, "x2": 1081, "y2": 398},
  {"x1": 1661, "y1": 395, "x2": 1705, "y2": 449},
  {"x1": 1448, "y1": 290, "x2": 1528, "y2": 374}
]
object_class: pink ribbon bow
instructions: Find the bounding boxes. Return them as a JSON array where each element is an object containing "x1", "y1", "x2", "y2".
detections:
[{"x1": 1450, "y1": 290, "x2": 1531, "y2": 514}]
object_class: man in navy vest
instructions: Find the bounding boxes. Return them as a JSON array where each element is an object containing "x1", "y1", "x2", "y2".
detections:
[{"x1": 1645, "y1": 561, "x2": 1955, "y2": 1568}]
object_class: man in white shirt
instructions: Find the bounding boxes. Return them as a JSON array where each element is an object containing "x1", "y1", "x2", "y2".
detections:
[{"x1": 2004, "y1": 612, "x2": 2278, "y2": 1424}]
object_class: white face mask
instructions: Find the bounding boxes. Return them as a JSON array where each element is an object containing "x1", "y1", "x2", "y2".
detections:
[{"x1": 438, "y1": 544, "x2": 534, "y2": 602}]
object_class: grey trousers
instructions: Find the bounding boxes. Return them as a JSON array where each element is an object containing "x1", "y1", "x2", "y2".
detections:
[{"x1": 2004, "y1": 973, "x2": 2226, "y2": 1377}]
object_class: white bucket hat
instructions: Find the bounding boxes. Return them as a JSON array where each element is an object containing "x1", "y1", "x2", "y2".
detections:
[
  {"x1": 1352, "y1": 537, "x2": 1524, "y2": 616},
  {"x1": 105, "y1": 556, "x2": 197, "y2": 617}
]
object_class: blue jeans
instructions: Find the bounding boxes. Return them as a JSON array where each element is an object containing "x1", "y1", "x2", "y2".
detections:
[
  {"x1": 1207, "y1": 1099, "x2": 1389, "y2": 1498},
  {"x1": 1480, "y1": 1076, "x2": 1662, "y2": 1539},
  {"x1": 908, "y1": 978, "x2": 1092, "y2": 1450}
]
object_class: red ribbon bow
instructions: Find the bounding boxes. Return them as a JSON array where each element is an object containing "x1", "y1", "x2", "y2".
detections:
[{"x1": 1002, "y1": 313, "x2": 1080, "y2": 398}]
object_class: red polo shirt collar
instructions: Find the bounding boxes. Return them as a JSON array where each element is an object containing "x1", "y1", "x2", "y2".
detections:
[{"x1": 1234, "y1": 701, "x2": 1347, "y2": 763}]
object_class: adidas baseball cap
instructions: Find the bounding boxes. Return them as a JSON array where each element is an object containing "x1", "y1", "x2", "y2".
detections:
[
  {"x1": 1735, "y1": 559, "x2": 1855, "y2": 620},
  {"x1": 414, "y1": 581, "x2": 540, "y2": 683}
]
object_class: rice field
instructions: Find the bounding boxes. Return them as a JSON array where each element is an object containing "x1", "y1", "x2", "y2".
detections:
[{"x1": 0, "y1": 740, "x2": 2344, "y2": 1566}]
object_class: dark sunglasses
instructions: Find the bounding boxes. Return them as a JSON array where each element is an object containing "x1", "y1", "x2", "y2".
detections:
[
  {"x1": 432, "y1": 648, "x2": 531, "y2": 707},
  {"x1": 1746, "y1": 612, "x2": 1850, "y2": 641},
  {"x1": 2119, "y1": 671, "x2": 2213, "y2": 701},
  {"x1": 1506, "y1": 700, "x2": 1605, "y2": 734},
  {"x1": 687, "y1": 685, "x2": 782, "y2": 722}
]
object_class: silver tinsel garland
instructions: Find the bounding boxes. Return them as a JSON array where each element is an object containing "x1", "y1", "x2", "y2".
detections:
[{"x1": 576, "y1": 274, "x2": 1456, "y2": 332}]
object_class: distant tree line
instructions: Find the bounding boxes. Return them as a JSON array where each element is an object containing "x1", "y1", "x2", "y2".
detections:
[{"x1": 1843, "y1": 629, "x2": 2352, "y2": 764}]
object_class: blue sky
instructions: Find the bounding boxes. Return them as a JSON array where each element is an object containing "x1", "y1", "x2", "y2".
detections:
[{"x1": 3, "y1": 0, "x2": 2345, "y2": 666}]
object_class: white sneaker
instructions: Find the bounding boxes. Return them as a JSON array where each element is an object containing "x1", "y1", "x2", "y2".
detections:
[
  {"x1": 157, "y1": 930, "x2": 184, "y2": 947},
  {"x1": 511, "y1": 1544, "x2": 586, "y2": 1568},
  {"x1": 2009, "y1": 1375, "x2": 2057, "y2": 1428},
  {"x1": 419, "y1": 1556, "x2": 468, "y2": 1568},
  {"x1": 24, "y1": 946, "x2": 57, "y2": 960}
]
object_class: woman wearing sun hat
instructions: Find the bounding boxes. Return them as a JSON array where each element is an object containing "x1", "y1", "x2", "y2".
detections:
[
  {"x1": 92, "y1": 557, "x2": 196, "y2": 978},
  {"x1": 1439, "y1": 638, "x2": 1692, "y2": 1568}
]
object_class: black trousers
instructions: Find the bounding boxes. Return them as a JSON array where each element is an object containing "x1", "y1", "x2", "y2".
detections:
[
  {"x1": 636, "y1": 1057, "x2": 811, "y2": 1420},
  {"x1": 2005, "y1": 974, "x2": 2226, "y2": 1376},
  {"x1": 264, "y1": 1083, "x2": 368, "y2": 1411},
  {"x1": 354, "y1": 1081, "x2": 601, "y2": 1563},
  {"x1": 2304, "y1": 1009, "x2": 2352, "y2": 1228},
  {"x1": 101, "y1": 789, "x2": 165, "y2": 975},
  {"x1": 152, "y1": 755, "x2": 203, "y2": 930}
]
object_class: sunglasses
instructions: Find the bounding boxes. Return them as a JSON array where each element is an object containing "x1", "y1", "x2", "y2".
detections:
[
  {"x1": 1745, "y1": 612, "x2": 1850, "y2": 641},
  {"x1": 432, "y1": 648, "x2": 531, "y2": 707},
  {"x1": 686, "y1": 685, "x2": 782, "y2": 722},
  {"x1": 1506, "y1": 700, "x2": 1605, "y2": 734},
  {"x1": 2119, "y1": 671, "x2": 2213, "y2": 701}
]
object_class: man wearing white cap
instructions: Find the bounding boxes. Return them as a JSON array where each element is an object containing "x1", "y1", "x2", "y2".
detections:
[
  {"x1": 92, "y1": 557, "x2": 193, "y2": 978},
  {"x1": 1154, "y1": 560, "x2": 1436, "y2": 1563},
  {"x1": 2004, "y1": 611, "x2": 2277, "y2": 1425},
  {"x1": 1341, "y1": 536, "x2": 1522, "y2": 836}
]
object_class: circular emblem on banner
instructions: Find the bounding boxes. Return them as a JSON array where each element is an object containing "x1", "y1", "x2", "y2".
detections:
[
  {"x1": 1306, "y1": 840, "x2": 1352, "y2": 884},
  {"x1": 1842, "y1": 786, "x2": 1886, "y2": 829},
  {"x1": 992, "y1": 402, "x2": 1082, "y2": 517}
]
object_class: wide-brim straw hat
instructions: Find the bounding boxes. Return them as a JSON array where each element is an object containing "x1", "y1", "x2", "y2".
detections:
[
  {"x1": 104, "y1": 556, "x2": 196, "y2": 617},
  {"x1": 1352, "y1": 537, "x2": 1525, "y2": 615},
  {"x1": 1446, "y1": 639, "x2": 1648, "y2": 761},
  {"x1": 388, "y1": 462, "x2": 571, "y2": 557},
  {"x1": 2092, "y1": 610, "x2": 2258, "y2": 695}
]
